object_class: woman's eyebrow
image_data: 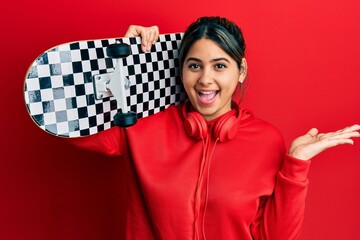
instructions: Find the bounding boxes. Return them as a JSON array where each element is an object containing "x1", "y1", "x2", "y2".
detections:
[
  {"x1": 185, "y1": 57, "x2": 201, "y2": 63},
  {"x1": 185, "y1": 57, "x2": 230, "y2": 63},
  {"x1": 210, "y1": 58, "x2": 230, "y2": 63}
]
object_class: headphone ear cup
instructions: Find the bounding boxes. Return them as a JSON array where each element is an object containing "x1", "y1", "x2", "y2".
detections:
[
  {"x1": 184, "y1": 112, "x2": 208, "y2": 140},
  {"x1": 213, "y1": 115, "x2": 238, "y2": 142}
]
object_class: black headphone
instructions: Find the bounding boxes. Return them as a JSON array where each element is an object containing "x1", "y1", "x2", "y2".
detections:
[{"x1": 182, "y1": 101, "x2": 241, "y2": 142}]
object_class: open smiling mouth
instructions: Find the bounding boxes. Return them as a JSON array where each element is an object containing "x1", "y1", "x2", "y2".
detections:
[{"x1": 197, "y1": 90, "x2": 219, "y2": 104}]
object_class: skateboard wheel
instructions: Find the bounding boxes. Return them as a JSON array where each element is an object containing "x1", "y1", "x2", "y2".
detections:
[
  {"x1": 107, "y1": 43, "x2": 131, "y2": 58},
  {"x1": 114, "y1": 111, "x2": 137, "y2": 127}
]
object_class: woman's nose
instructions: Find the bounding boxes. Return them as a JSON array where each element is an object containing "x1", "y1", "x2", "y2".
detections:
[{"x1": 197, "y1": 68, "x2": 213, "y2": 85}]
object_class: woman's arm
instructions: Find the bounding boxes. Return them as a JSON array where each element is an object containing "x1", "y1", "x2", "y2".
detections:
[
  {"x1": 67, "y1": 126, "x2": 124, "y2": 156},
  {"x1": 67, "y1": 25, "x2": 160, "y2": 155},
  {"x1": 252, "y1": 124, "x2": 359, "y2": 239},
  {"x1": 251, "y1": 154, "x2": 310, "y2": 239}
]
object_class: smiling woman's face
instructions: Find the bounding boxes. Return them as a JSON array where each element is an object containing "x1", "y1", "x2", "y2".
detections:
[{"x1": 182, "y1": 38, "x2": 244, "y2": 121}]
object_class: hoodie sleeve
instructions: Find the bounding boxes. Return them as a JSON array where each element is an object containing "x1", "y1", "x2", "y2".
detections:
[
  {"x1": 251, "y1": 154, "x2": 311, "y2": 240},
  {"x1": 66, "y1": 127, "x2": 126, "y2": 156}
]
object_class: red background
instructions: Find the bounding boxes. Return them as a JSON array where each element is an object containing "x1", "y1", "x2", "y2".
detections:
[{"x1": 1, "y1": 0, "x2": 360, "y2": 239}]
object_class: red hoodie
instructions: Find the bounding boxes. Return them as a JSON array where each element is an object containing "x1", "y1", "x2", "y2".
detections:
[{"x1": 70, "y1": 104, "x2": 310, "y2": 240}]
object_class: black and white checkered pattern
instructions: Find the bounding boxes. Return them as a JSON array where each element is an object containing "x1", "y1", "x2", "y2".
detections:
[{"x1": 24, "y1": 33, "x2": 186, "y2": 137}]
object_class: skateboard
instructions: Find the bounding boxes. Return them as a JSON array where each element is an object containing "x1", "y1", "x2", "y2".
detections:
[{"x1": 24, "y1": 33, "x2": 186, "y2": 138}]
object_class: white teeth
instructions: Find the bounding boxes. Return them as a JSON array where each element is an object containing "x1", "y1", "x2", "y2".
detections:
[{"x1": 197, "y1": 90, "x2": 216, "y2": 94}]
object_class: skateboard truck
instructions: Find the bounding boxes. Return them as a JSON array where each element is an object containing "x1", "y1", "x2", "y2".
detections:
[{"x1": 93, "y1": 42, "x2": 137, "y2": 127}]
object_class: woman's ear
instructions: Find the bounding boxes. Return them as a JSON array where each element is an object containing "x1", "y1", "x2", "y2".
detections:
[{"x1": 238, "y1": 58, "x2": 247, "y2": 83}]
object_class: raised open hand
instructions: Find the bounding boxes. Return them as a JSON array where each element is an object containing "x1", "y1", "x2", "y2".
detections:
[{"x1": 289, "y1": 124, "x2": 360, "y2": 161}]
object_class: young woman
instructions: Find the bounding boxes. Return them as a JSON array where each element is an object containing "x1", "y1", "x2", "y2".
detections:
[{"x1": 72, "y1": 17, "x2": 359, "y2": 240}]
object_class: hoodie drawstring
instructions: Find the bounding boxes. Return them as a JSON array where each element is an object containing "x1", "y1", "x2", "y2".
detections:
[{"x1": 194, "y1": 134, "x2": 220, "y2": 240}]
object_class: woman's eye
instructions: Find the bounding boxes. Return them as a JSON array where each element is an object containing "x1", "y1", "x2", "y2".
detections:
[
  {"x1": 188, "y1": 64, "x2": 200, "y2": 69},
  {"x1": 215, "y1": 63, "x2": 226, "y2": 69}
]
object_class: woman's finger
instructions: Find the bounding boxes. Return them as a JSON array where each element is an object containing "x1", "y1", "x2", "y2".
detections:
[
  {"x1": 322, "y1": 138, "x2": 355, "y2": 148},
  {"x1": 149, "y1": 26, "x2": 159, "y2": 44},
  {"x1": 140, "y1": 29, "x2": 150, "y2": 52},
  {"x1": 335, "y1": 124, "x2": 360, "y2": 134},
  {"x1": 306, "y1": 128, "x2": 318, "y2": 138},
  {"x1": 324, "y1": 131, "x2": 360, "y2": 141},
  {"x1": 144, "y1": 26, "x2": 159, "y2": 51}
]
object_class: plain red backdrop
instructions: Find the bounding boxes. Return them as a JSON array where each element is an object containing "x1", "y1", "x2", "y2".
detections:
[{"x1": 1, "y1": 0, "x2": 359, "y2": 239}]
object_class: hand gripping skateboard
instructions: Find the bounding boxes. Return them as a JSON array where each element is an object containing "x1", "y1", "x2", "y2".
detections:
[{"x1": 24, "y1": 33, "x2": 186, "y2": 137}]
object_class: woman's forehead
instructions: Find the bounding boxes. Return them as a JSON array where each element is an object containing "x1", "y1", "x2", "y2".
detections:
[{"x1": 187, "y1": 39, "x2": 230, "y2": 57}]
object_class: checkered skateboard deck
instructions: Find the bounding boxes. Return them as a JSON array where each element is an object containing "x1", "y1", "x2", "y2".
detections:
[{"x1": 24, "y1": 33, "x2": 186, "y2": 138}]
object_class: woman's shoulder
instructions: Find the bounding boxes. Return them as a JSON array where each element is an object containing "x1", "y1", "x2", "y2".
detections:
[
  {"x1": 139, "y1": 104, "x2": 181, "y2": 121},
  {"x1": 130, "y1": 104, "x2": 183, "y2": 130},
  {"x1": 239, "y1": 108, "x2": 284, "y2": 143}
]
